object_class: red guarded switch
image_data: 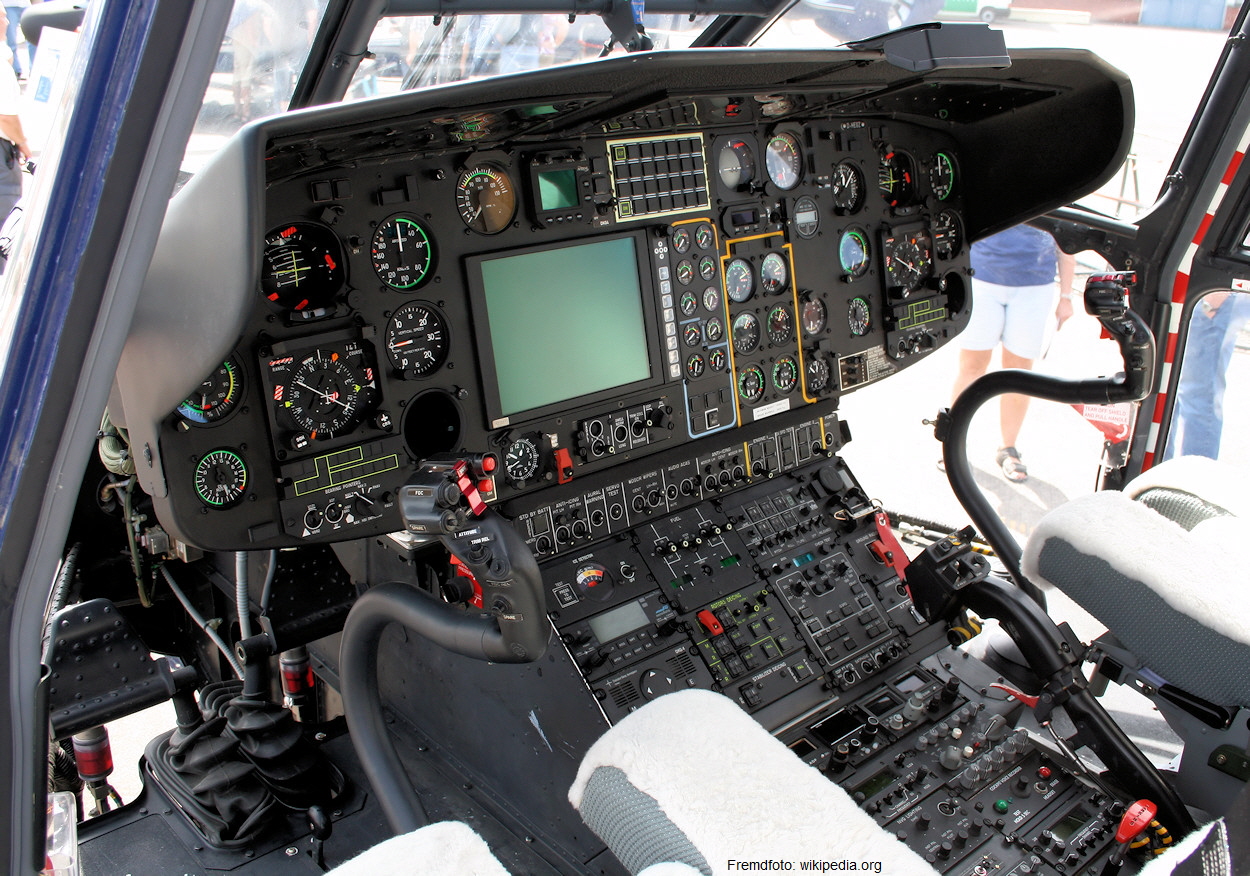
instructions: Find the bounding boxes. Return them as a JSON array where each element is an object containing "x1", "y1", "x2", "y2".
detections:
[{"x1": 697, "y1": 609, "x2": 725, "y2": 636}]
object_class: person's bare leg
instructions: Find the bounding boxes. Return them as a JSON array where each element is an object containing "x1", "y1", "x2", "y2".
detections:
[
  {"x1": 999, "y1": 348, "x2": 1034, "y2": 448},
  {"x1": 952, "y1": 348, "x2": 993, "y2": 404}
]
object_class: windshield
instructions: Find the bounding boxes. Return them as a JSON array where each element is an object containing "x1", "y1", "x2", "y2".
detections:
[
  {"x1": 183, "y1": 0, "x2": 328, "y2": 172},
  {"x1": 345, "y1": 12, "x2": 710, "y2": 99},
  {"x1": 757, "y1": 4, "x2": 1223, "y2": 216}
]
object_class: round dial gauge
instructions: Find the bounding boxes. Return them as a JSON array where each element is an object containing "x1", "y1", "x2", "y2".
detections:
[
  {"x1": 760, "y1": 252, "x2": 788, "y2": 295},
  {"x1": 883, "y1": 230, "x2": 934, "y2": 292},
  {"x1": 732, "y1": 312, "x2": 760, "y2": 354},
  {"x1": 805, "y1": 356, "x2": 831, "y2": 394},
  {"x1": 848, "y1": 297, "x2": 872, "y2": 336},
  {"x1": 705, "y1": 316, "x2": 724, "y2": 343},
  {"x1": 178, "y1": 358, "x2": 243, "y2": 425},
  {"x1": 456, "y1": 163, "x2": 517, "y2": 234},
  {"x1": 261, "y1": 223, "x2": 344, "y2": 313},
  {"x1": 831, "y1": 162, "x2": 864, "y2": 214},
  {"x1": 679, "y1": 290, "x2": 699, "y2": 316},
  {"x1": 676, "y1": 259, "x2": 695, "y2": 286},
  {"x1": 933, "y1": 210, "x2": 963, "y2": 260},
  {"x1": 801, "y1": 298, "x2": 827, "y2": 336},
  {"x1": 765, "y1": 132, "x2": 803, "y2": 190},
  {"x1": 738, "y1": 365, "x2": 766, "y2": 403},
  {"x1": 879, "y1": 150, "x2": 916, "y2": 207},
  {"x1": 767, "y1": 305, "x2": 793, "y2": 345},
  {"x1": 371, "y1": 216, "x2": 434, "y2": 289},
  {"x1": 504, "y1": 437, "x2": 540, "y2": 483},
  {"x1": 702, "y1": 286, "x2": 721, "y2": 312},
  {"x1": 194, "y1": 449, "x2": 248, "y2": 508},
  {"x1": 695, "y1": 223, "x2": 716, "y2": 250},
  {"x1": 839, "y1": 229, "x2": 871, "y2": 278},
  {"x1": 285, "y1": 350, "x2": 369, "y2": 438},
  {"x1": 717, "y1": 138, "x2": 756, "y2": 190},
  {"x1": 686, "y1": 353, "x2": 706, "y2": 378},
  {"x1": 709, "y1": 349, "x2": 727, "y2": 371},
  {"x1": 773, "y1": 357, "x2": 798, "y2": 393},
  {"x1": 385, "y1": 302, "x2": 449, "y2": 377},
  {"x1": 683, "y1": 323, "x2": 702, "y2": 348},
  {"x1": 930, "y1": 152, "x2": 955, "y2": 201},
  {"x1": 793, "y1": 195, "x2": 820, "y2": 238},
  {"x1": 698, "y1": 255, "x2": 718, "y2": 282},
  {"x1": 725, "y1": 258, "x2": 755, "y2": 303},
  {"x1": 672, "y1": 226, "x2": 692, "y2": 253}
]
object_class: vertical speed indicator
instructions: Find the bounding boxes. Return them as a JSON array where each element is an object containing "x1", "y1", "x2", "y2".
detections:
[{"x1": 385, "y1": 303, "x2": 449, "y2": 378}]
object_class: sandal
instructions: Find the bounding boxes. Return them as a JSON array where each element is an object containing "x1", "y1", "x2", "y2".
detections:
[{"x1": 996, "y1": 447, "x2": 1028, "y2": 483}]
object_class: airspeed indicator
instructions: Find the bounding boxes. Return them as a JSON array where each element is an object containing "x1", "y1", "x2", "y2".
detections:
[{"x1": 372, "y1": 216, "x2": 433, "y2": 289}]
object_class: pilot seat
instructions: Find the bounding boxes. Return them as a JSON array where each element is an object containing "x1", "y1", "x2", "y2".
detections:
[{"x1": 1022, "y1": 455, "x2": 1250, "y2": 817}]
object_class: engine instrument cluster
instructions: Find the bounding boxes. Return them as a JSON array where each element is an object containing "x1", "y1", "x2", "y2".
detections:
[{"x1": 153, "y1": 57, "x2": 978, "y2": 551}]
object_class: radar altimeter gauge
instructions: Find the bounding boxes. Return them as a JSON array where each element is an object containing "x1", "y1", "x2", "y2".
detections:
[
  {"x1": 178, "y1": 358, "x2": 243, "y2": 425},
  {"x1": 194, "y1": 448, "x2": 248, "y2": 508},
  {"x1": 456, "y1": 163, "x2": 517, "y2": 234},
  {"x1": 261, "y1": 222, "x2": 345, "y2": 314}
]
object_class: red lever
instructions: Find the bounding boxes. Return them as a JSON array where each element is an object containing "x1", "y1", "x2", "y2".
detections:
[
  {"x1": 990, "y1": 682, "x2": 1041, "y2": 709},
  {"x1": 450, "y1": 555, "x2": 485, "y2": 608},
  {"x1": 1115, "y1": 800, "x2": 1158, "y2": 845},
  {"x1": 453, "y1": 460, "x2": 488, "y2": 517},
  {"x1": 869, "y1": 510, "x2": 910, "y2": 578}
]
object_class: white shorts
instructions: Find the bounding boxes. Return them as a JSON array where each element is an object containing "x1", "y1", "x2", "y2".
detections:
[{"x1": 959, "y1": 278, "x2": 1056, "y2": 360}]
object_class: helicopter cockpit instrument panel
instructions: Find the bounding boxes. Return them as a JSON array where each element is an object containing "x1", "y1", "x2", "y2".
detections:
[{"x1": 122, "y1": 49, "x2": 1131, "y2": 555}]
